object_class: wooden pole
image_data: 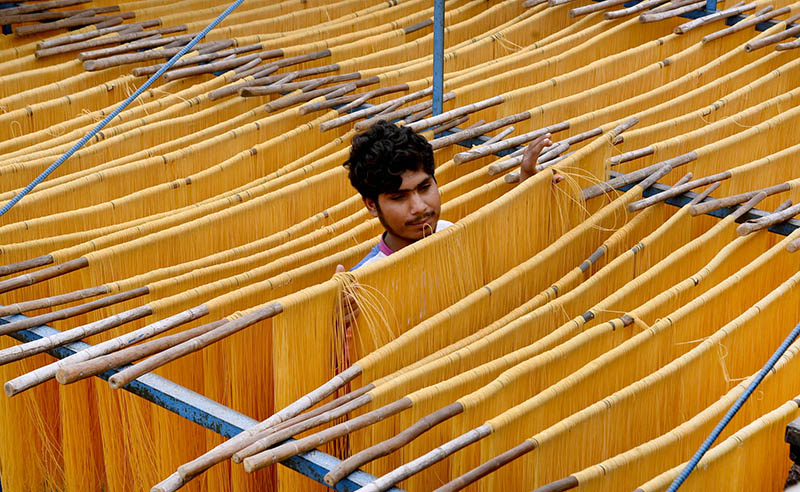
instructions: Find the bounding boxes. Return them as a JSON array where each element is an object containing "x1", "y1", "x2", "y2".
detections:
[
  {"x1": 0, "y1": 285, "x2": 108, "y2": 317},
  {"x1": 175, "y1": 365, "x2": 364, "y2": 480},
  {"x1": 736, "y1": 203, "x2": 800, "y2": 236},
  {"x1": 688, "y1": 181, "x2": 721, "y2": 206},
  {"x1": 56, "y1": 319, "x2": 227, "y2": 384},
  {"x1": 233, "y1": 394, "x2": 375, "y2": 463},
  {"x1": 406, "y1": 95, "x2": 504, "y2": 133},
  {"x1": 0, "y1": 254, "x2": 54, "y2": 278},
  {"x1": 689, "y1": 182, "x2": 790, "y2": 215},
  {"x1": 357, "y1": 425, "x2": 492, "y2": 492},
  {"x1": 15, "y1": 12, "x2": 136, "y2": 36},
  {"x1": 320, "y1": 87, "x2": 432, "y2": 131},
  {"x1": 627, "y1": 171, "x2": 731, "y2": 212},
  {"x1": 605, "y1": 0, "x2": 669, "y2": 20},
  {"x1": 429, "y1": 112, "x2": 529, "y2": 150},
  {"x1": 130, "y1": 43, "x2": 264, "y2": 76},
  {"x1": 745, "y1": 23, "x2": 800, "y2": 51},
  {"x1": 325, "y1": 402, "x2": 464, "y2": 486},
  {"x1": 609, "y1": 146, "x2": 654, "y2": 166},
  {"x1": 108, "y1": 303, "x2": 282, "y2": 389},
  {"x1": 453, "y1": 122, "x2": 569, "y2": 164},
  {"x1": 675, "y1": 2, "x2": 755, "y2": 34},
  {"x1": 703, "y1": 6, "x2": 786, "y2": 42},
  {"x1": 0, "y1": 286, "x2": 148, "y2": 338},
  {"x1": 582, "y1": 152, "x2": 697, "y2": 200},
  {"x1": 0, "y1": 257, "x2": 88, "y2": 295},
  {"x1": 433, "y1": 439, "x2": 538, "y2": 492},
  {"x1": 570, "y1": 0, "x2": 632, "y2": 17},
  {"x1": 242, "y1": 397, "x2": 413, "y2": 472}
]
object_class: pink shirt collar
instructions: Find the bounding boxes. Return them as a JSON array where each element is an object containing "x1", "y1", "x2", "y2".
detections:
[{"x1": 378, "y1": 233, "x2": 395, "y2": 256}]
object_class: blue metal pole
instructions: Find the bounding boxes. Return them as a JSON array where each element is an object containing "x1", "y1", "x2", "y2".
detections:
[{"x1": 432, "y1": 0, "x2": 445, "y2": 116}]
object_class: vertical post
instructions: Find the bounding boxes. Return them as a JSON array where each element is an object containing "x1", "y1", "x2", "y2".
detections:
[{"x1": 433, "y1": 0, "x2": 445, "y2": 116}]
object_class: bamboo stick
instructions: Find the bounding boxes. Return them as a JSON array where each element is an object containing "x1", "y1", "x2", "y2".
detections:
[
  {"x1": 162, "y1": 52, "x2": 261, "y2": 82},
  {"x1": 403, "y1": 105, "x2": 434, "y2": 124},
  {"x1": 265, "y1": 78, "x2": 375, "y2": 112},
  {"x1": 356, "y1": 425, "x2": 492, "y2": 492},
  {"x1": 675, "y1": 2, "x2": 754, "y2": 34},
  {"x1": 609, "y1": 146, "x2": 654, "y2": 166},
  {"x1": 231, "y1": 63, "x2": 276, "y2": 81},
  {"x1": 175, "y1": 366, "x2": 364, "y2": 481},
  {"x1": 321, "y1": 87, "x2": 433, "y2": 131},
  {"x1": 431, "y1": 115, "x2": 470, "y2": 135},
  {"x1": 233, "y1": 56, "x2": 262, "y2": 74},
  {"x1": 690, "y1": 182, "x2": 790, "y2": 215},
  {"x1": 0, "y1": 285, "x2": 108, "y2": 317},
  {"x1": 0, "y1": 255, "x2": 54, "y2": 278},
  {"x1": 0, "y1": 0, "x2": 87, "y2": 16},
  {"x1": 377, "y1": 99, "x2": 406, "y2": 116},
  {"x1": 672, "y1": 172, "x2": 694, "y2": 188},
  {"x1": 0, "y1": 258, "x2": 88, "y2": 295},
  {"x1": 326, "y1": 402, "x2": 464, "y2": 486},
  {"x1": 2, "y1": 305, "x2": 219, "y2": 396},
  {"x1": 776, "y1": 38, "x2": 800, "y2": 50},
  {"x1": 2, "y1": 6, "x2": 119, "y2": 25},
  {"x1": 627, "y1": 171, "x2": 731, "y2": 211},
  {"x1": 480, "y1": 126, "x2": 516, "y2": 146},
  {"x1": 530, "y1": 477, "x2": 580, "y2": 492},
  {"x1": 570, "y1": 0, "x2": 633, "y2": 17},
  {"x1": 582, "y1": 151, "x2": 697, "y2": 200},
  {"x1": 55, "y1": 319, "x2": 227, "y2": 384},
  {"x1": 406, "y1": 95, "x2": 504, "y2": 133},
  {"x1": 771, "y1": 199, "x2": 793, "y2": 213},
  {"x1": 730, "y1": 191, "x2": 768, "y2": 220},
  {"x1": 15, "y1": 12, "x2": 136, "y2": 36},
  {"x1": 77, "y1": 29, "x2": 191, "y2": 60},
  {"x1": 0, "y1": 286, "x2": 148, "y2": 339},
  {"x1": 689, "y1": 181, "x2": 722, "y2": 206},
  {"x1": 704, "y1": 6, "x2": 787, "y2": 42},
  {"x1": 523, "y1": 0, "x2": 548, "y2": 6},
  {"x1": 131, "y1": 43, "x2": 264, "y2": 76},
  {"x1": 209, "y1": 62, "x2": 337, "y2": 100},
  {"x1": 787, "y1": 237, "x2": 800, "y2": 253},
  {"x1": 37, "y1": 19, "x2": 158, "y2": 49},
  {"x1": 38, "y1": 24, "x2": 182, "y2": 58},
  {"x1": 233, "y1": 393, "x2": 375, "y2": 463},
  {"x1": 454, "y1": 122, "x2": 570, "y2": 164},
  {"x1": 242, "y1": 397, "x2": 413, "y2": 472},
  {"x1": 0, "y1": 302, "x2": 162, "y2": 367},
  {"x1": 84, "y1": 39, "x2": 223, "y2": 71},
  {"x1": 108, "y1": 303, "x2": 282, "y2": 389},
  {"x1": 605, "y1": 0, "x2": 669, "y2": 19},
  {"x1": 736, "y1": 203, "x2": 800, "y2": 235},
  {"x1": 538, "y1": 141, "x2": 569, "y2": 163},
  {"x1": 333, "y1": 84, "x2": 410, "y2": 114},
  {"x1": 549, "y1": 0, "x2": 575, "y2": 6},
  {"x1": 429, "y1": 112, "x2": 529, "y2": 150},
  {"x1": 240, "y1": 72, "x2": 360, "y2": 96},
  {"x1": 650, "y1": 0, "x2": 702, "y2": 13},
  {"x1": 434, "y1": 439, "x2": 538, "y2": 492},
  {"x1": 152, "y1": 473, "x2": 184, "y2": 492},
  {"x1": 353, "y1": 92, "x2": 454, "y2": 132},
  {"x1": 746, "y1": 23, "x2": 800, "y2": 51}
]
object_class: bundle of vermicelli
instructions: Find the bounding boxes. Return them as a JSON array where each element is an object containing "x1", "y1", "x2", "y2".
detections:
[{"x1": 3, "y1": 0, "x2": 800, "y2": 491}]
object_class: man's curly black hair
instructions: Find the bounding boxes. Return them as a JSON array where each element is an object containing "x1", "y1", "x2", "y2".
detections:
[{"x1": 343, "y1": 121, "x2": 435, "y2": 201}]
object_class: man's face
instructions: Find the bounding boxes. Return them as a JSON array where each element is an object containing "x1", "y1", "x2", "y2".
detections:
[{"x1": 364, "y1": 168, "x2": 441, "y2": 251}]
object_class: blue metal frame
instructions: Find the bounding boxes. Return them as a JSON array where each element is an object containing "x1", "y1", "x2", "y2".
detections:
[
  {"x1": 432, "y1": 0, "x2": 445, "y2": 116},
  {"x1": 0, "y1": 314, "x2": 403, "y2": 492}
]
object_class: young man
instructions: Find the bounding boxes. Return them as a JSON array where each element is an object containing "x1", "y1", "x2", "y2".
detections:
[{"x1": 340, "y1": 120, "x2": 555, "y2": 270}]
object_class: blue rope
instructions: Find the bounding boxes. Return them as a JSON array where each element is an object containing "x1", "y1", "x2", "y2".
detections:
[
  {"x1": 0, "y1": 0, "x2": 246, "y2": 218},
  {"x1": 666, "y1": 319, "x2": 800, "y2": 492}
]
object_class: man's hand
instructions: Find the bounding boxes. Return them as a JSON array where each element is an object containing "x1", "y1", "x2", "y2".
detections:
[
  {"x1": 519, "y1": 134, "x2": 565, "y2": 185},
  {"x1": 334, "y1": 264, "x2": 360, "y2": 324}
]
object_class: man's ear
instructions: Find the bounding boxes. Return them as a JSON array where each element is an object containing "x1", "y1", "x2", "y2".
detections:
[{"x1": 363, "y1": 197, "x2": 379, "y2": 217}]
